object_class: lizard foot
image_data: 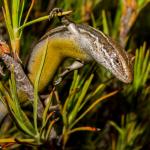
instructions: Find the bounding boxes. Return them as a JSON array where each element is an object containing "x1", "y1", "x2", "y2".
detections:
[
  {"x1": 49, "y1": 8, "x2": 72, "y2": 21},
  {"x1": 49, "y1": 8, "x2": 63, "y2": 21},
  {"x1": 54, "y1": 77, "x2": 62, "y2": 85},
  {"x1": 54, "y1": 61, "x2": 84, "y2": 85}
]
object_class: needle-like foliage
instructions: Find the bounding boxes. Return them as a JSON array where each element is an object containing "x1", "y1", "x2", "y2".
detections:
[{"x1": 0, "y1": 0, "x2": 150, "y2": 149}]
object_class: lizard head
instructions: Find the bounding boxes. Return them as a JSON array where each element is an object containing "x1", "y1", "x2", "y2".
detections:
[
  {"x1": 83, "y1": 29, "x2": 134, "y2": 83},
  {"x1": 94, "y1": 36, "x2": 134, "y2": 83},
  {"x1": 79, "y1": 25, "x2": 134, "y2": 83},
  {"x1": 103, "y1": 46, "x2": 134, "y2": 83}
]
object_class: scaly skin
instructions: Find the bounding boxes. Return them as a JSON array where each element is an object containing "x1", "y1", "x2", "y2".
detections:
[
  {"x1": 27, "y1": 25, "x2": 91, "y2": 91},
  {"x1": 27, "y1": 24, "x2": 133, "y2": 92}
]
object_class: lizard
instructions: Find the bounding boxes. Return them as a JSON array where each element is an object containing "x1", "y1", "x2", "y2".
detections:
[{"x1": 27, "y1": 8, "x2": 133, "y2": 92}]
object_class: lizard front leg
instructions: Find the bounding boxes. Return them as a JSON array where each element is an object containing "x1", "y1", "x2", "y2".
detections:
[{"x1": 54, "y1": 61, "x2": 84, "y2": 85}]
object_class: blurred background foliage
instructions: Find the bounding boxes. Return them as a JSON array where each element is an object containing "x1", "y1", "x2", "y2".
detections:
[{"x1": 0, "y1": 0, "x2": 150, "y2": 149}]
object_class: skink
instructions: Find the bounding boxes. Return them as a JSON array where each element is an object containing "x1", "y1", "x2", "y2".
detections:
[{"x1": 27, "y1": 11, "x2": 133, "y2": 92}]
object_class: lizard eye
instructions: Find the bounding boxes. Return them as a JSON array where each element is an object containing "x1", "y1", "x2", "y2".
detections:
[{"x1": 113, "y1": 57, "x2": 120, "y2": 64}]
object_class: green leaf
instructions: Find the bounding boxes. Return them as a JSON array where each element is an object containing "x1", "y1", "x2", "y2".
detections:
[
  {"x1": 3, "y1": 0, "x2": 14, "y2": 39},
  {"x1": 68, "y1": 74, "x2": 94, "y2": 124},
  {"x1": 33, "y1": 38, "x2": 48, "y2": 133},
  {"x1": 70, "y1": 90, "x2": 118, "y2": 129},
  {"x1": 19, "y1": 0, "x2": 26, "y2": 26},
  {"x1": 12, "y1": 0, "x2": 20, "y2": 29},
  {"x1": 42, "y1": 91, "x2": 53, "y2": 126},
  {"x1": 102, "y1": 10, "x2": 109, "y2": 35},
  {"x1": 133, "y1": 44, "x2": 150, "y2": 92},
  {"x1": 0, "y1": 81, "x2": 35, "y2": 137},
  {"x1": 112, "y1": 0, "x2": 122, "y2": 38},
  {"x1": 79, "y1": 83, "x2": 105, "y2": 111},
  {"x1": 62, "y1": 70, "x2": 80, "y2": 126}
]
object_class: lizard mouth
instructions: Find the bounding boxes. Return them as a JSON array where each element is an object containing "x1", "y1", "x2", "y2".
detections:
[
  {"x1": 120, "y1": 73, "x2": 133, "y2": 83},
  {"x1": 112, "y1": 69, "x2": 133, "y2": 84},
  {"x1": 119, "y1": 61, "x2": 133, "y2": 84}
]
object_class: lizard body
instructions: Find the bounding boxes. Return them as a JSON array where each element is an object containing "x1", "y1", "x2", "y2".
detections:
[{"x1": 28, "y1": 23, "x2": 133, "y2": 92}]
